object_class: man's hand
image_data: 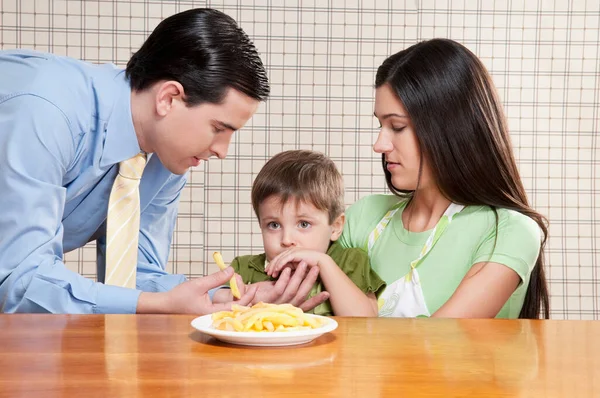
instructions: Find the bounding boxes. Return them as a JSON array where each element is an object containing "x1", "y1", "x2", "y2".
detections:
[
  {"x1": 212, "y1": 273, "x2": 246, "y2": 304},
  {"x1": 137, "y1": 267, "x2": 257, "y2": 315},
  {"x1": 249, "y1": 262, "x2": 330, "y2": 312}
]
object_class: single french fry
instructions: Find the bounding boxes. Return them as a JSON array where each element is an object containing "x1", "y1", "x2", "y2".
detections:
[
  {"x1": 253, "y1": 320, "x2": 264, "y2": 331},
  {"x1": 299, "y1": 314, "x2": 322, "y2": 328},
  {"x1": 213, "y1": 251, "x2": 241, "y2": 299},
  {"x1": 212, "y1": 319, "x2": 226, "y2": 330},
  {"x1": 227, "y1": 323, "x2": 235, "y2": 332},
  {"x1": 211, "y1": 311, "x2": 234, "y2": 321},
  {"x1": 263, "y1": 321, "x2": 275, "y2": 332},
  {"x1": 231, "y1": 304, "x2": 251, "y2": 313},
  {"x1": 223, "y1": 317, "x2": 244, "y2": 332},
  {"x1": 267, "y1": 313, "x2": 300, "y2": 327}
]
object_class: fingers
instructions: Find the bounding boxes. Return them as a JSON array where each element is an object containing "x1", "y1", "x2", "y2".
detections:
[
  {"x1": 276, "y1": 261, "x2": 308, "y2": 304},
  {"x1": 298, "y1": 291, "x2": 330, "y2": 312},
  {"x1": 234, "y1": 283, "x2": 257, "y2": 306},
  {"x1": 290, "y1": 265, "x2": 320, "y2": 306},
  {"x1": 267, "y1": 249, "x2": 321, "y2": 278},
  {"x1": 207, "y1": 284, "x2": 258, "y2": 313},
  {"x1": 234, "y1": 273, "x2": 246, "y2": 296},
  {"x1": 261, "y1": 267, "x2": 292, "y2": 303},
  {"x1": 266, "y1": 248, "x2": 301, "y2": 276},
  {"x1": 271, "y1": 264, "x2": 294, "y2": 279},
  {"x1": 195, "y1": 266, "x2": 235, "y2": 292},
  {"x1": 266, "y1": 249, "x2": 291, "y2": 277}
]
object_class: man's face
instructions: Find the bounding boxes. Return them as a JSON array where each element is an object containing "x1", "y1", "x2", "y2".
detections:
[{"x1": 150, "y1": 85, "x2": 260, "y2": 175}]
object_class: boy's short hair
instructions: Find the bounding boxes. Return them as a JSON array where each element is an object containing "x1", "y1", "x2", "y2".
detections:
[{"x1": 251, "y1": 150, "x2": 344, "y2": 224}]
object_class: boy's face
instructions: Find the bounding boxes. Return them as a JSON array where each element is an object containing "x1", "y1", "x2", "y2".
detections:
[{"x1": 258, "y1": 196, "x2": 344, "y2": 263}]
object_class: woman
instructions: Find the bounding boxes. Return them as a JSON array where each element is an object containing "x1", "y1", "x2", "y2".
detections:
[{"x1": 339, "y1": 38, "x2": 549, "y2": 319}]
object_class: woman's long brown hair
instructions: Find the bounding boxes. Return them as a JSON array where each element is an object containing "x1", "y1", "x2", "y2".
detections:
[{"x1": 375, "y1": 38, "x2": 549, "y2": 319}]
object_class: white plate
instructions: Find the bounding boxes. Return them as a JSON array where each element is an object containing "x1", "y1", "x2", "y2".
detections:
[{"x1": 190, "y1": 314, "x2": 338, "y2": 347}]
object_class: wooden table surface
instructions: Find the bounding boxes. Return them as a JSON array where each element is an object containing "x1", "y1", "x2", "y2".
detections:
[{"x1": 1, "y1": 315, "x2": 599, "y2": 397}]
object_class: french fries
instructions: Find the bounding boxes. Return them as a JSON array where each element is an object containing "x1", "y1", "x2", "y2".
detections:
[
  {"x1": 211, "y1": 302, "x2": 325, "y2": 332},
  {"x1": 213, "y1": 251, "x2": 241, "y2": 299}
]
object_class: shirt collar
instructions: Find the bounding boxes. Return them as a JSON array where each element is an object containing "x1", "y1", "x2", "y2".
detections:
[
  {"x1": 248, "y1": 253, "x2": 268, "y2": 273},
  {"x1": 100, "y1": 71, "x2": 142, "y2": 168}
]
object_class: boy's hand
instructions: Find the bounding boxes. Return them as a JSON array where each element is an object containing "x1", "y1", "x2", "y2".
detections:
[
  {"x1": 265, "y1": 248, "x2": 334, "y2": 278},
  {"x1": 251, "y1": 264, "x2": 330, "y2": 311}
]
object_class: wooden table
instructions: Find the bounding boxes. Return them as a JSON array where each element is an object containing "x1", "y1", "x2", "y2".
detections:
[{"x1": 1, "y1": 315, "x2": 599, "y2": 397}]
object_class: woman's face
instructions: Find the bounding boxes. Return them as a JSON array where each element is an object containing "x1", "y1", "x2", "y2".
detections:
[{"x1": 373, "y1": 83, "x2": 436, "y2": 191}]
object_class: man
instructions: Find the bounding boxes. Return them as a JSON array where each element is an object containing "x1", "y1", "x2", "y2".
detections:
[{"x1": 0, "y1": 8, "x2": 329, "y2": 314}]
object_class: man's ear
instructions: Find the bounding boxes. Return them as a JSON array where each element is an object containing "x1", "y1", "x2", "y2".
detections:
[
  {"x1": 155, "y1": 80, "x2": 185, "y2": 117},
  {"x1": 329, "y1": 213, "x2": 346, "y2": 241}
]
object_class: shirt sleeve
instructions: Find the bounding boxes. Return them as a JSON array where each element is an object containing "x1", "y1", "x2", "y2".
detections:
[
  {"x1": 472, "y1": 209, "x2": 542, "y2": 284},
  {"x1": 0, "y1": 95, "x2": 141, "y2": 314},
  {"x1": 329, "y1": 241, "x2": 387, "y2": 297},
  {"x1": 338, "y1": 194, "x2": 398, "y2": 252},
  {"x1": 338, "y1": 195, "x2": 370, "y2": 250}
]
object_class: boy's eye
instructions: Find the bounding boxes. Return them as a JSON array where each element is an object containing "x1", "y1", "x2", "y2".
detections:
[
  {"x1": 213, "y1": 125, "x2": 226, "y2": 134},
  {"x1": 298, "y1": 221, "x2": 311, "y2": 229},
  {"x1": 266, "y1": 222, "x2": 280, "y2": 230}
]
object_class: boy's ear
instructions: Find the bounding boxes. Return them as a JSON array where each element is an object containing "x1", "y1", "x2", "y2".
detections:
[{"x1": 329, "y1": 213, "x2": 346, "y2": 241}]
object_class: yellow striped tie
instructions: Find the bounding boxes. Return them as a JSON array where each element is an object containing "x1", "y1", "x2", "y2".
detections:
[{"x1": 105, "y1": 153, "x2": 147, "y2": 288}]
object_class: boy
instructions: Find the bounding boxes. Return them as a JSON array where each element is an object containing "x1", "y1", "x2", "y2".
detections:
[{"x1": 216, "y1": 150, "x2": 385, "y2": 316}]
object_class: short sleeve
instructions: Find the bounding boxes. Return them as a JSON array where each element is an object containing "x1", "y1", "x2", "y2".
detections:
[
  {"x1": 339, "y1": 194, "x2": 400, "y2": 251},
  {"x1": 472, "y1": 209, "x2": 542, "y2": 283},
  {"x1": 338, "y1": 196, "x2": 368, "y2": 249}
]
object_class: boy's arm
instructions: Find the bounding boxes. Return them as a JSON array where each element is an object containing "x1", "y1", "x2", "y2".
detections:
[
  {"x1": 266, "y1": 247, "x2": 379, "y2": 316},
  {"x1": 317, "y1": 255, "x2": 378, "y2": 316}
]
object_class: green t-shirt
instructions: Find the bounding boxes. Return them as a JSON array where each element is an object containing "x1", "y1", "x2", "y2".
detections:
[
  {"x1": 230, "y1": 241, "x2": 386, "y2": 316},
  {"x1": 338, "y1": 194, "x2": 542, "y2": 319}
]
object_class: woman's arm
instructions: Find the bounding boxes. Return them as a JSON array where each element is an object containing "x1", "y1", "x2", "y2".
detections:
[
  {"x1": 432, "y1": 261, "x2": 520, "y2": 318},
  {"x1": 433, "y1": 208, "x2": 543, "y2": 319}
]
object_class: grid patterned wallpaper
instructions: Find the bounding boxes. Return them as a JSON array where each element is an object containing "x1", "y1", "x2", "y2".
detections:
[{"x1": 1, "y1": 0, "x2": 598, "y2": 320}]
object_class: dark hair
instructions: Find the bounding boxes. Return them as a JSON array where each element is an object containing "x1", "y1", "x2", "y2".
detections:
[
  {"x1": 126, "y1": 8, "x2": 269, "y2": 105},
  {"x1": 251, "y1": 150, "x2": 345, "y2": 224},
  {"x1": 375, "y1": 38, "x2": 549, "y2": 319}
]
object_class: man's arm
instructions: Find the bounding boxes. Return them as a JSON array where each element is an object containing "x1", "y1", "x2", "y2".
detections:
[{"x1": 0, "y1": 95, "x2": 140, "y2": 313}]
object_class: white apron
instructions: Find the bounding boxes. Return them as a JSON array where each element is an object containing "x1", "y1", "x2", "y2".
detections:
[{"x1": 369, "y1": 202, "x2": 464, "y2": 318}]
